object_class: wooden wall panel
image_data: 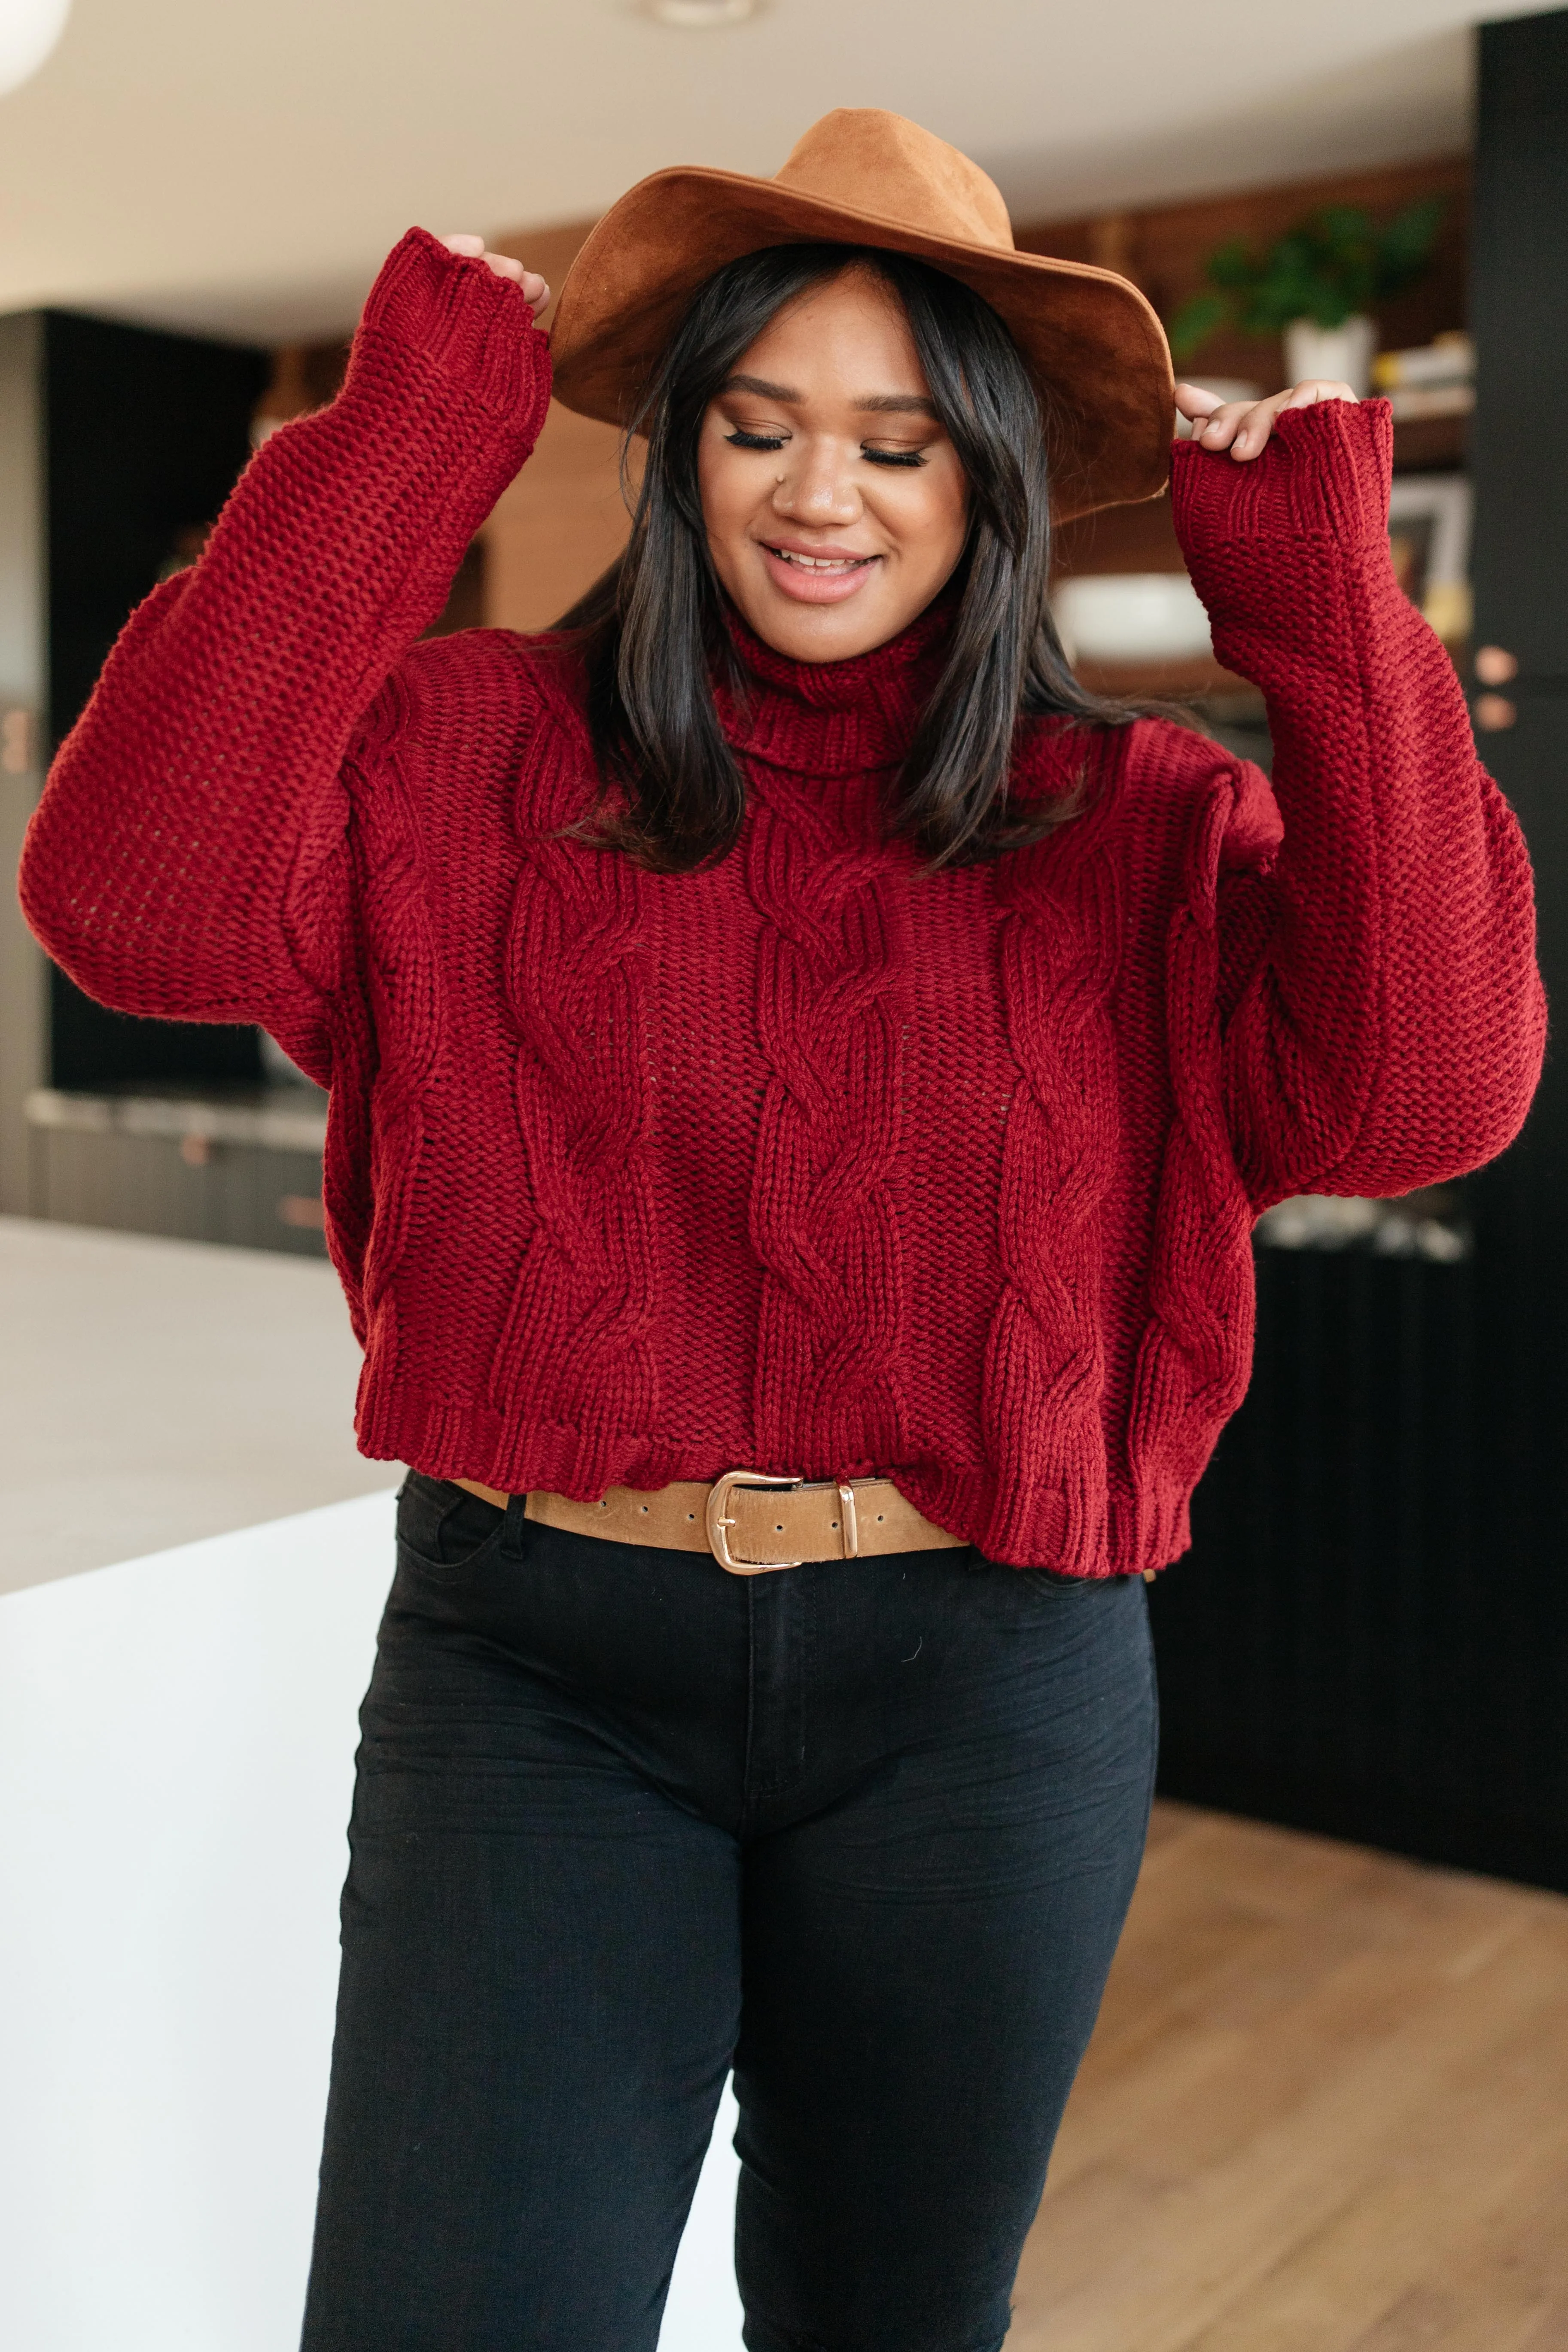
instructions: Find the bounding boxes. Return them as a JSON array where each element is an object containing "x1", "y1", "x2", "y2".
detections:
[
  {"x1": 482, "y1": 218, "x2": 631, "y2": 634},
  {"x1": 481, "y1": 399, "x2": 630, "y2": 634}
]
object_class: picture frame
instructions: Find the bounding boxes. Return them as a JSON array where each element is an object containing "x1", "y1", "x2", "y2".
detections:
[{"x1": 1386, "y1": 472, "x2": 1472, "y2": 642}]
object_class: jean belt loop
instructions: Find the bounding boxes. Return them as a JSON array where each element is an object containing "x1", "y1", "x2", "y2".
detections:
[{"x1": 501, "y1": 1491, "x2": 531, "y2": 1561}]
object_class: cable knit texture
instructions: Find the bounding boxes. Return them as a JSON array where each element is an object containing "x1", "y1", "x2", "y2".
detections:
[{"x1": 19, "y1": 229, "x2": 1546, "y2": 1573}]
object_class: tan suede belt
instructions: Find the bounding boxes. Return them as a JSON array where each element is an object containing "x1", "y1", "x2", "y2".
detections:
[{"x1": 453, "y1": 1469, "x2": 967, "y2": 1576}]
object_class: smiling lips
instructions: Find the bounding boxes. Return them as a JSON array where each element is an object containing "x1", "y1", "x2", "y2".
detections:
[{"x1": 760, "y1": 539, "x2": 881, "y2": 604}]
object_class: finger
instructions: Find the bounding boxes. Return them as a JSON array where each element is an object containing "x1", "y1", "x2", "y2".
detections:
[
  {"x1": 1189, "y1": 399, "x2": 1256, "y2": 451},
  {"x1": 1174, "y1": 381, "x2": 1225, "y2": 420},
  {"x1": 1282, "y1": 378, "x2": 1357, "y2": 409},
  {"x1": 1226, "y1": 378, "x2": 1358, "y2": 462},
  {"x1": 519, "y1": 271, "x2": 551, "y2": 311},
  {"x1": 482, "y1": 252, "x2": 525, "y2": 282},
  {"x1": 443, "y1": 233, "x2": 486, "y2": 256},
  {"x1": 1227, "y1": 390, "x2": 1294, "y2": 461}
]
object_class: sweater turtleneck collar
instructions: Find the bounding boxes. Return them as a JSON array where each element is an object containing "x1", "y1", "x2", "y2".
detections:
[{"x1": 714, "y1": 596, "x2": 953, "y2": 776}]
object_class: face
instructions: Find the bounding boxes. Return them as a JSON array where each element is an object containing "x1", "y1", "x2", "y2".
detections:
[{"x1": 697, "y1": 265, "x2": 971, "y2": 664}]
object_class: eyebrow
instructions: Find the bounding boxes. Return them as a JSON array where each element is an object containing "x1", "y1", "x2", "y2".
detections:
[
  {"x1": 856, "y1": 392, "x2": 940, "y2": 418},
  {"x1": 719, "y1": 372, "x2": 939, "y2": 421}
]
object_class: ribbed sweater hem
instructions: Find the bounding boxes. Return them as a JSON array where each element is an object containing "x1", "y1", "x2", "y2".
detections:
[{"x1": 356, "y1": 1377, "x2": 1191, "y2": 1579}]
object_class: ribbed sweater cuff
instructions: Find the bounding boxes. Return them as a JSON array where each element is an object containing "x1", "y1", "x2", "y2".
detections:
[
  {"x1": 344, "y1": 225, "x2": 553, "y2": 430},
  {"x1": 1171, "y1": 397, "x2": 1394, "y2": 559}
]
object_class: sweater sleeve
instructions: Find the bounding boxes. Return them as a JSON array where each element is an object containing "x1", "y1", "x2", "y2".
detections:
[
  {"x1": 1172, "y1": 399, "x2": 1546, "y2": 1208},
  {"x1": 17, "y1": 227, "x2": 553, "y2": 1061}
]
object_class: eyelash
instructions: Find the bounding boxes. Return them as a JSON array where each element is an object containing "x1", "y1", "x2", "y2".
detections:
[{"x1": 724, "y1": 429, "x2": 926, "y2": 469}]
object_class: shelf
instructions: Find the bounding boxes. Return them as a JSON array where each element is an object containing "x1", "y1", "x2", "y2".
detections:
[
  {"x1": 26, "y1": 1083, "x2": 327, "y2": 1156},
  {"x1": 1072, "y1": 656, "x2": 1252, "y2": 700}
]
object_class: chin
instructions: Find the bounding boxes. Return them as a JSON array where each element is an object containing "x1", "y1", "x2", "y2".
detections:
[{"x1": 749, "y1": 596, "x2": 906, "y2": 666}]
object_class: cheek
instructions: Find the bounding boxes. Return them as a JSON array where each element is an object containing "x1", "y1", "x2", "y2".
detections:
[
  {"x1": 893, "y1": 466, "x2": 969, "y2": 575},
  {"x1": 697, "y1": 439, "x2": 753, "y2": 550}
]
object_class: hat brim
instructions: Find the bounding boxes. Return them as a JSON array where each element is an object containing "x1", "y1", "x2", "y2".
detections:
[{"x1": 548, "y1": 166, "x2": 1175, "y2": 524}]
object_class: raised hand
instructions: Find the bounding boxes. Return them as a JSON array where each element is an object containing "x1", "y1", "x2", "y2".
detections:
[
  {"x1": 441, "y1": 234, "x2": 551, "y2": 315},
  {"x1": 1175, "y1": 377, "x2": 1356, "y2": 462}
]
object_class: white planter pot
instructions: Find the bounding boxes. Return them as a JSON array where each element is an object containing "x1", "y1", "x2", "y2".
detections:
[
  {"x1": 1052, "y1": 573, "x2": 1212, "y2": 665},
  {"x1": 1283, "y1": 314, "x2": 1376, "y2": 398}
]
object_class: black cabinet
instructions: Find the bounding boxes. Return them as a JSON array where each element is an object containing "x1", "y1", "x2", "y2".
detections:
[
  {"x1": 41, "y1": 312, "x2": 271, "y2": 1095},
  {"x1": 25, "y1": 1086, "x2": 329, "y2": 1260},
  {"x1": 1153, "y1": 6, "x2": 1568, "y2": 1894},
  {"x1": 1152, "y1": 1238, "x2": 1568, "y2": 1891},
  {"x1": 0, "y1": 304, "x2": 338, "y2": 1249}
]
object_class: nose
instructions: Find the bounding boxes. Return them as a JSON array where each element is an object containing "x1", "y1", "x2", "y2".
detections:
[{"x1": 773, "y1": 439, "x2": 861, "y2": 527}]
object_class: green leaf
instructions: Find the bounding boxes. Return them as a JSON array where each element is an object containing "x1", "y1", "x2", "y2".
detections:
[
  {"x1": 1169, "y1": 290, "x2": 1231, "y2": 359},
  {"x1": 1207, "y1": 237, "x2": 1262, "y2": 294},
  {"x1": 1314, "y1": 207, "x2": 1376, "y2": 266},
  {"x1": 1375, "y1": 197, "x2": 1446, "y2": 295},
  {"x1": 1188, "y1": 195, "x2": 1443, "y2": 344}
]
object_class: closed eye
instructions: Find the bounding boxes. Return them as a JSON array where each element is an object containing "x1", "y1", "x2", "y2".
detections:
[{"x1": 725, "y1": 429, "x2": 927, "y2": 467}]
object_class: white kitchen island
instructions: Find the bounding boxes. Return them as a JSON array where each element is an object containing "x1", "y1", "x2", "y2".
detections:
[{"x1": 0, "y1": 1220, "x2": 740, "y2": 2350}]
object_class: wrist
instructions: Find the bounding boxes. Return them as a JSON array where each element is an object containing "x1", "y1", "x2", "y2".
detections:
[
  {"x1": 345, "y1": 226, "x2": 552, "y2": 431},
  {"x1": 1172, "y1": 397, "x2": 1394, "y2": 560}
]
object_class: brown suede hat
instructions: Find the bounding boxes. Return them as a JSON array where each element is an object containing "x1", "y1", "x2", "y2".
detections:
[{"x1": 549, "y1": 108, "x2": 1175, "y2": 523}]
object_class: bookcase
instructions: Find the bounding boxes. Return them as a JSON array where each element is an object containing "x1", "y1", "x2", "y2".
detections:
[{"x1": 1023, "y1": 150, "x2": 1471, "y2": 724}]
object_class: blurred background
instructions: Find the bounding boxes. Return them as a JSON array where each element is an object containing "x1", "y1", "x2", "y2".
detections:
[{"x1": 1, "y1": 4, "x2": 1566, "y2": 2348}]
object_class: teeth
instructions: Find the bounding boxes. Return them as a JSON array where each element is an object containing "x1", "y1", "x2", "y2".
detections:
[{"x1": 771, "y1": 549, "x2": 865, "y2": 571}]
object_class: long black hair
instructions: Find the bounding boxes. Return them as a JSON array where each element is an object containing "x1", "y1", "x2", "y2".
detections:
[{"x1": 555, "y1": 242, "x2": 1136, "y2": 872}]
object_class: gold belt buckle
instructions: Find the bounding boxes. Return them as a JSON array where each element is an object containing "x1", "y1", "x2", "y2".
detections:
[{"x1": 706, "y1": 1468, "x2": 804, "y2": 1574}]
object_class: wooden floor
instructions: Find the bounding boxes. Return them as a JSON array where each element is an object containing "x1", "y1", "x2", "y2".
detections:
[{"x1": 1011, "y1": 1802, "x2": 1568, "y2": 2352}]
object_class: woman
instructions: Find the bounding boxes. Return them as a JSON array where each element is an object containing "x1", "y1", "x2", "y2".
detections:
[{"x1": 21, "y1": 108, "x2": 1542, "y2": 2352}]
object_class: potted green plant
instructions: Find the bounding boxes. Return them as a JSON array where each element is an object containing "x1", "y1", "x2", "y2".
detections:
[{"x1": 1169, "y1": 200, "x2": 1446, "y2": 395}]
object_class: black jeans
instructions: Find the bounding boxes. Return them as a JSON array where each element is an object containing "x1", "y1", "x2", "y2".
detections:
[{"x1": 300, "y1": 1474, "x2": 1158, "y2": 2352}]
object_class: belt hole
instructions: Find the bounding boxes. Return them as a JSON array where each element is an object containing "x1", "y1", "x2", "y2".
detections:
[
  {"x1": 687, "y1": 1512, "x2": 695, "y2": 1521},
  {"x1": 830, "y1": 1518, "x2": 838, "y2": 1528},
  {"x1": 775, "y1": 1523, "x2": 784, "y2": 1531},
  {"x1": 877, "y1": 1513, "x2": 884, "y2": 1522}
]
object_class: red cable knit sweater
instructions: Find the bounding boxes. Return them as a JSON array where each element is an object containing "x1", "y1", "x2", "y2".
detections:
[{"x1": 18, "y1": 229, "x2": 1546, "y2": 1573}]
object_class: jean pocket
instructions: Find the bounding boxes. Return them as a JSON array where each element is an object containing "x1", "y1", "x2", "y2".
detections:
[
  {"x1": 973, "y1": 1557, "x2": 1096, "y2": 1611},
  {"x1": 1014, "y1": 1564, "x2": 1093, "y2": 1599},
  {"x1": 395, "y1": 1473, "x2": 510, "y2": 1579}
]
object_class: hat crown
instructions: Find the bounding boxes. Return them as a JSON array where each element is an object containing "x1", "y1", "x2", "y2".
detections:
[{"x1": 774, "y1": 109, "x2": 1014, "y2": 256}]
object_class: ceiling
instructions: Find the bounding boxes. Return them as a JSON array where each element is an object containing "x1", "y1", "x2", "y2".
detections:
[{"x1": 0, "y1": 0, "x2": 1534, "y2": 345}]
